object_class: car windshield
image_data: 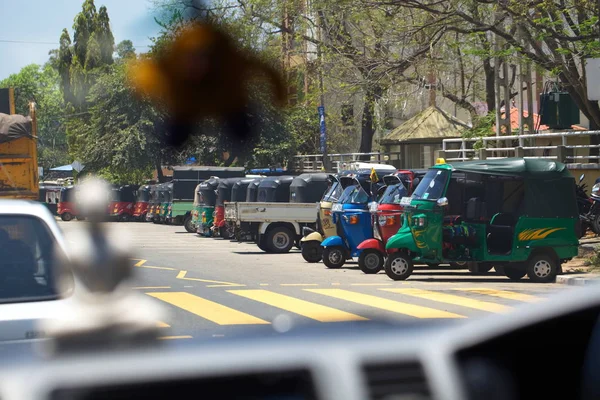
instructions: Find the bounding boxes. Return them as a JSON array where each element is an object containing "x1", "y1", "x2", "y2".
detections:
[
  {"x1": 0, "y1": 215, "x2": 72, "y2": 304},
  {"x1": 379, "y1": 183, "x2": 409, "y2": 205},
  {"x1": 338, "y1": 184, "x2": 369, "y2": 204},
  {"x1": 321, "y1": 180, "x2": 342, "y2": 202},
  {"x1": 412, "y1": 169, "x2": 449, "y2": 201}
]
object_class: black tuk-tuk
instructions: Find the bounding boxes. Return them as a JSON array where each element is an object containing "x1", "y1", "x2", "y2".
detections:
[
  {"x1": 289, "y1": 173, "x2": 330, "y2": 203},
  {"x1": 256, "y1": 176, "x2": 295, "y2": 202},
  {"x1": 214, "y1": 177, "x2": 245, "y2": 238}
]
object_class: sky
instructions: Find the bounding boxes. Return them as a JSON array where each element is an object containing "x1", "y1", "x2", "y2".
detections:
[{"x1": 0, "y1": 0, "x2": 163, "y2": 79}]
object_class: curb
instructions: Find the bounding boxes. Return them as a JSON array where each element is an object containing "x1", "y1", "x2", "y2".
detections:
[{"x1": 556, "y1": 274, "x2": 600, "y2": 286}]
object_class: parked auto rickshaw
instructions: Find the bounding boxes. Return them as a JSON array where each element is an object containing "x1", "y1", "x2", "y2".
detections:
[
  {"x1": 39, "y1": 184, "x2": 61, "y2": 216},
  {"x1": 57, "y1": 186, "x2": 82, "y2": 221},
  {"x1": 354, "y1": 174, "x2": 410, "y2": 273},
  {"x1": 109, "y1": 185, "x2": 139, "y2": 222},
  {"x1": 213, "y1": 177, "x2": 245, "y2": 238},
  {"x1": 384, "y1": 158, "x2": 580, "y2": 283},
  {"x1": 193, "y1": 177, "x2": 219, "y2": 236},
  {"x1": 146, "y1": 185, "x2": 159, "y2": 222},
  {"x1": 246, "y1": 179, "x2": 262, "y2": 202},
  {"x1": 161, "y1": 183, "x2": 173, "y2": 223},
  {"x1": 133, "y1": 185, "x2": 152, "y2": 221},
  {"x1": 256, "y1": 176, "x2": 295, "y2": 202},
  {"x1": 320, "y1": 169, "x2": 391, "y2": 269},
  {"x1": 300, "y1": 172, "x2": 353, "y2": 262}
]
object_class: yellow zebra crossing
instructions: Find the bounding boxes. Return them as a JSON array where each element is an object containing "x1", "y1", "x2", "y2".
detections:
[{"x1": 148, "y1": 288, "x2": 544, "y2": 326}]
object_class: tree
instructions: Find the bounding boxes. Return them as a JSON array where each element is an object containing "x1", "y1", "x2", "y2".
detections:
[
  {"x1": 0, "y1": 63, "x2": 70, "y2": 170},
  {"x1": 96, "y1": 6, "x2": 115, "y2": 65},
  {"x1": 73, "y1": 0, "x2": 97, "y2": 63},
  {"x1": 116, "y1": 40, "x2": 136, "y2": 59}
]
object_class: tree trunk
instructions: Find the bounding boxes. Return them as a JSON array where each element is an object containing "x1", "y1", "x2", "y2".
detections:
[
  {"x1": 483, "y1": 58, "x2": 495, "y2": 112},
  {"x1": 155, "y1": 159, "x2": 164, "y2": 183},
  {"x1": 359, "y1": 86, "x2": 380, "y2": 155}
]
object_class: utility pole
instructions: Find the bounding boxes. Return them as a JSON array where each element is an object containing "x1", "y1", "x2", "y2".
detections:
[{"x1": 316, "y1": 11, "x2": 331, "y2": 172}]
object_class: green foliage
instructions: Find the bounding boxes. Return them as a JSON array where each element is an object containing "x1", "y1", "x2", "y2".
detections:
[
  {"x1": 97, "y1": 166, "x2": 153, "y2": 185},
  {"x1": 116, "y1": 40, "x2": 136, "y2": 59},
  {"x1": 0, "y1": 63, "x2": 69, "y2": 170}
]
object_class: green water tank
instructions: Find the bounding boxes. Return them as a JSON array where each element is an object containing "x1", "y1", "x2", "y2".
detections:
[{"x1": 539, "y1": 92, "x2": 580, "y2": 129}]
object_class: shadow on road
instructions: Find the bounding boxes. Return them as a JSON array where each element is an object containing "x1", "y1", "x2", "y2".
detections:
[
  {"x1": 232, "y1": 251, "x2": 301, "y2": 255},
  {"x1": 408, "y1": 277, "x2": 531, "y2": 283}
]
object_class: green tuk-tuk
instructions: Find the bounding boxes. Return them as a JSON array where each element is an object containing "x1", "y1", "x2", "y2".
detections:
[
  {"x1": 161, "y1": 183, "x2": 173, "y2": 223},
  {"x1": 384, "y1": 158, "x2": 579, "y2": 283},
  {"x1": 193, "y1": 177, "x2": 220, "y2": 236}
]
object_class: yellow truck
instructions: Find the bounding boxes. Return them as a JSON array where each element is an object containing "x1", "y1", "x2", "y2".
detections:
[{"x1": 0, "y1": 101, "x2": 38, "y2": 200}]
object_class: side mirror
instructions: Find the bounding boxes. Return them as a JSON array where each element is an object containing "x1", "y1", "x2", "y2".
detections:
[
  {"x1": 580, "y1": 174, "x2": 585, "y2": 183},
  {"x1": 437, "y1": 197, "x2": 449, "y2": 207}
]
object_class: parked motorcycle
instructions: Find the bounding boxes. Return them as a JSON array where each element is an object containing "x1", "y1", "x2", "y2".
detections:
[{"x1": 576, "y1": 174, "x2": 600, "y2": 237}]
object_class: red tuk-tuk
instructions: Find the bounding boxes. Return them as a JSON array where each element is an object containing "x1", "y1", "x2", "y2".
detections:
[
  {"x1": 133, "y1": 185, "x2": 152, "y2": 221},
  {"x1": 109, "y1": 185, "x2": 139, "y2": 222},
  {"x1": 58, "y1": 186, "x2": 81, "y2": 221},
  {"x1": 355, "y1": 170, "x2": 422, "y2": 273}
]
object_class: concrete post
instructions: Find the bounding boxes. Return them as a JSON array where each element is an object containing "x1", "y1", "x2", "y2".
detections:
[
  {"x1": 478, "y1": 148, "x2": 487, "y2": 160},
  {"x1": 515, "y1": 147, "x2": 525, "y2": 158},
  {"x1": 556, "y1": 145, "x2": 572, "y2": 163}
]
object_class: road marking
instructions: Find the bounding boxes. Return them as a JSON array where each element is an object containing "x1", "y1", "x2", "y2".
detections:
[
  {"x1": 454, "y1": 288, "x2": 542, "y2": 303},
  {"x1": 260, "y1": 283, "x2": 269, "y2": 286},
  {"x1": 229, "y1": 290, "x2": 366, "y2": 322},
  {"x1": 306, "y1": 289, "x2": 464, "y2": 319},
  {"x1": 280, "y1": 283, "x2": 319, "y2": 287},
  {"x1": 133, "y1": 286, "x2": 171, "y2": 290},
  {"x1": 331, "y1": 283, "x2": 340, "y2": 286},
  {"x1": 139, "y1": 265, "x2": 176, "y2": 271},
  {"x1": 382, "y1": 289, "x2": 510, "y2": 313},
  {"x1": 158, "y1": 335, "x2": 193, "y2": 340},
  {"x1": 176, "y1": 270, "x2": 245, "y2": 287},
  {"x1": 133, "y1": 259, "x2": 147, "y2": 267},
  {"x1": 156, "y1": 321, "x2": 170, "y2": 328},
  {"x1": 350, "y1": 283, "x2": 394, "y2": 286},
  {"x1": 148, "y1": 292, "x2": 269, "y2": 325}
]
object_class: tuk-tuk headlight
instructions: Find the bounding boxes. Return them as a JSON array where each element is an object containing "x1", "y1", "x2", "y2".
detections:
[
  {"x1": 378, "y1": 215, "x2": 387, "y2": 226},
  {"x1": 332, "y1": 203, "x2": 342, "y2": 212},
  {"x1": 413, "y1": 216, "x2": 427, "y2": 228},
  {"x1": 369, "y1": 202, "x2": 378, "y2": 212},
  {"x1": 593, "y1": 183, "x2": 600, "y2": 194}
]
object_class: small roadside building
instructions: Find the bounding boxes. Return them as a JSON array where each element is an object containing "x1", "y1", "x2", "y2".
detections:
[{"x1": 380, "y1": 106, "x2": 469, "y2": 169}]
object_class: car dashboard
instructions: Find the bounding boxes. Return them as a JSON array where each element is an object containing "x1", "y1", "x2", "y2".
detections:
[{"x1": 0, "y1": 285, "x2": 598, "y2": 400}]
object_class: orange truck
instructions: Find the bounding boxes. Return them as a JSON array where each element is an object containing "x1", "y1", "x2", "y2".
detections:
[{"x1": 0, "y1": 94, "x2": 39, "y2": 200}]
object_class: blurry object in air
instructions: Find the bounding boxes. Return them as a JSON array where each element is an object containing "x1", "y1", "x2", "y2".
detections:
[
  {"x1": 128, "y1": 21, "x2": 287, "y2": 162},
  {"x1": 41, "y1": 177, "x2": 166, "y2": 354},
  {"x1": 0, "y1": 200, "x2": 74, "y2": 342}
]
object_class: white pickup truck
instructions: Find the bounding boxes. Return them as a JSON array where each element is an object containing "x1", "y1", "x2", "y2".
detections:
[{"x1": 225, "y1": 202, "x2": 318, "y2": 253}]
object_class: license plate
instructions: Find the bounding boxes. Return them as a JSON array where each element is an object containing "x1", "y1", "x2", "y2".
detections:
[{"x1": 400, "y1": 197, "x2": 412, "y2": 206}]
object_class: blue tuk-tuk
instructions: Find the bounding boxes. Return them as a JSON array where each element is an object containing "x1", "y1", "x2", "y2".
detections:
[{"x1": 320, "y1": 169, "x2": 390, "y2": 269}]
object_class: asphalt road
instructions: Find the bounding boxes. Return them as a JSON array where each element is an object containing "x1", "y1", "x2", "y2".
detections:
[{"x1": 58, "y1": 220, "x2": 573, "y2": 341}]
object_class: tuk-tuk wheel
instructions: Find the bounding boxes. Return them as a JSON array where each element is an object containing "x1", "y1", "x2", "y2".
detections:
[
  {"x1": 359, "y1": 250, "x2": 384, "y2": 274},
  {"x1": 61, "y1": 212, "x2": 73, "y2": 222},
  {"x1": 184, "y1": 216, "x2": 195, "y2": 233},
  {"x1": 384, "y1": 253, "x2": 413, "y2": 281},
  {"x1": 301, "y1": 241, "x2": 323, "y2": 263},
  {"x1": 501, "y1": 266, "x2": 527, "y2": 281},
  {"x1": 323, "y1": 246, "x2": 345, "y2": 269},
  {"x1": 526, "y1": 254, "x2": 558, "y2": 283},
  {"x1": 118, "y1": 214, "x2": 130, "y2": 222}
]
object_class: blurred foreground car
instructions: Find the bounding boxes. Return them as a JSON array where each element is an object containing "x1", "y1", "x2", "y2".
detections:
[{"x1": 0, "y1": 201, "x2": 73, "y2": 342}]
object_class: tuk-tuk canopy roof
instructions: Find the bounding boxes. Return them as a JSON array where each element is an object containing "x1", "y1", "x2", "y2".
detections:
[
  {"x1": 448, "y1": 158, "x2": 571, "y2": 179},
  {"x1": 199, "y1": 177, "x2": 220, "y2": 191}
]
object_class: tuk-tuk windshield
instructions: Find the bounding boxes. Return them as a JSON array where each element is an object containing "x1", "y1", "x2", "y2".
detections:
[
  {"x1": 322, "y1": 181, "x2": 343, "y2": 202},
  {"x1": 379, "y1": 183, "x2": 409, "y2": 205},
  {"x1": 137, "y1": 190, "x2": 150, "y2": 202},
  {"x1": 338, "y1": 184, "x2": 369, "y2": 204},
  {"x1": 110, "y1": 189, "x2": 120, "y2": 201},
  {"x1": 412, "y1": 169, "x2": 449, "y2": 201}
]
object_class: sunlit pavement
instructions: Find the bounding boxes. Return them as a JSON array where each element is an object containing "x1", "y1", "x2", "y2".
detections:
[{"x1": 57, "y1": 221, "x2": 574, "y2": 341}]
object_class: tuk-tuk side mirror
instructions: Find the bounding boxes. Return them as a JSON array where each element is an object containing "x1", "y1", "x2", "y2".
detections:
[
  {"x1": 580, "y1": 174, "x2": 585, "y2": 183},
  {"x1": 437, "y1": 197, "x2": 449, "y2": 207}
]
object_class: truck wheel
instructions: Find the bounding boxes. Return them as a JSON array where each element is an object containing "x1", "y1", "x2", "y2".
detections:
[
  {"x1": 323, "y1": 246, "x2": 345, "y2": 269},
  {"x1": 384, "y1": 252, "x2": 414, "y2": 281},
  {"x1": 256, "y1": 234, "x2": 270, "y2": 252},
  {"x1": 61, "y1": 212, "x2": 73, "y2": 222},
  {"x1": 301, "y1": 241, "x2": 322, "y2": 263},
  {"x1": 184, "y1": 216, "x2": 195, "y2": 233},
  {"x1": 266, "y1": 227, "x2": 294, "y2": 253},
  {"x1": 502, "y1": 266, "x2": 526, "y2": 281},
  {"x1": 526, "y1": 254, "x2": 558, "y2": 283},
  {"x1": 359, "y1": 250, "x2": 384, "y2": 274}
]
